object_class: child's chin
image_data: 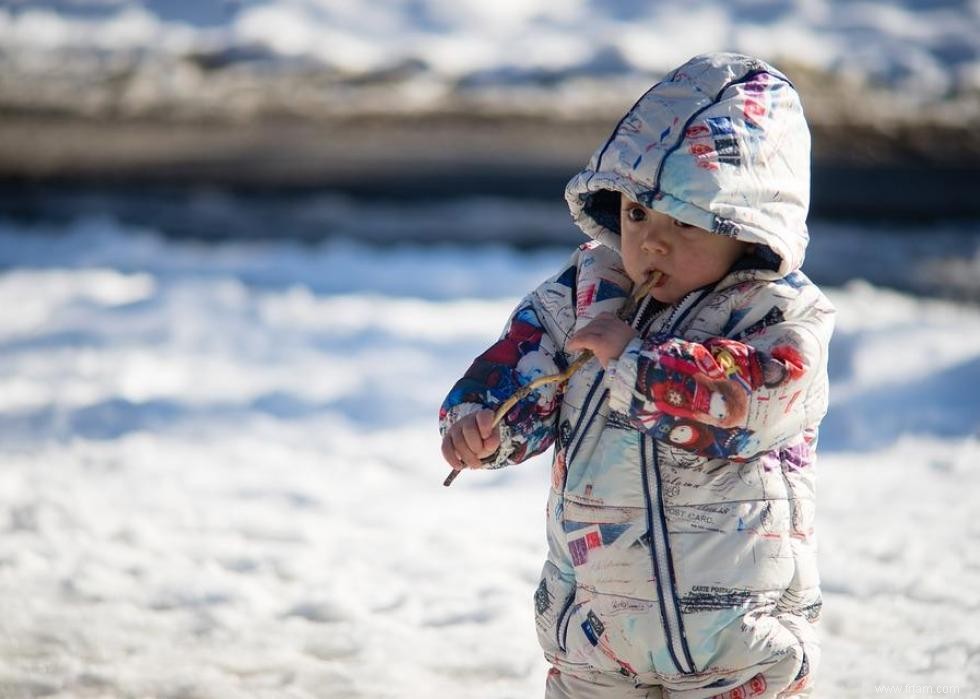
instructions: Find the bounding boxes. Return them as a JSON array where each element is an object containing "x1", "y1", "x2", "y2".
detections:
[{"x1": 651, "y1": 289, "x2": 680, "y2": 304}]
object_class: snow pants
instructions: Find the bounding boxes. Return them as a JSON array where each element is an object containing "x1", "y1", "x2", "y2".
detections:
[
  {"x1": 544, "y1": 666, "x2": 814, "y2": 699},
  {"x1": 545, "y1": 667, "x2": 664, "y2": 699}
]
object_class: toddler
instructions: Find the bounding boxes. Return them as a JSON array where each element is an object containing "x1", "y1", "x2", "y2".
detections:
[{"x1": 439, "y1": 53, "x2": 835, "y2": 699}]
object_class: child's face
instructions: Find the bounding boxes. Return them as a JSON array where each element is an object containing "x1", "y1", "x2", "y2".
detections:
[{"x1": 620, "y1": 197, "x2": 748, "y2": 304}]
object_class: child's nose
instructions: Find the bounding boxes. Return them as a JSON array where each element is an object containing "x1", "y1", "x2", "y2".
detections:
[{"x1": 640, "y1": 227, "x2": 669, "y2": 255}]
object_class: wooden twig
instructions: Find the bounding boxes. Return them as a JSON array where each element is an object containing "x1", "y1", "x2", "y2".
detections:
[{"x1": 443, "y1": 271, "x2": 661, "y2": 487}]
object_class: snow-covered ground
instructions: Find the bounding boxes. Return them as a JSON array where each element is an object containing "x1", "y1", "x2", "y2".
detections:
[
  {"x1": 0, "y1": 217, "x2": 978, "y2": 698},
  {"x1": 1, "y1": 0, "x2": 978, "y2": 120},
  {"x1": 4, "y1": 0, "x2": 979, "y2": 93}
]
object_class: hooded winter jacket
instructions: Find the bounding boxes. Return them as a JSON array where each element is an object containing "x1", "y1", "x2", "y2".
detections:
[{"x1": 440, "y1": 53, "x2": 835, "y2": 698}]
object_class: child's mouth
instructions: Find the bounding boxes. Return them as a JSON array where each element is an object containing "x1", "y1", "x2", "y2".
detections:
[{"x1": 652, "y1": 272, "x2": 668, "y2": 288}]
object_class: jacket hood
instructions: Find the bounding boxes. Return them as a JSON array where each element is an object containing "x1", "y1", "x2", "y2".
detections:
[{"x1": 565, "y1": 52, "x2": 811, "y2": 277}]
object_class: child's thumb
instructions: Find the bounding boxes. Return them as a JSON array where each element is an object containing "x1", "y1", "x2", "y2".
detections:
[{"x1": 476, "y1": 408, "x2": 495, "y2": 439}]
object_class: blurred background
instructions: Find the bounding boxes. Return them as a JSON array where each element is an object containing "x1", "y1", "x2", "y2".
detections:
[
  {"x1": 0, "y1": 2, "x2": 978, "y2": 698},
  {"x1": 2, "y1": 0, "x2": 979, "y2": 294}
]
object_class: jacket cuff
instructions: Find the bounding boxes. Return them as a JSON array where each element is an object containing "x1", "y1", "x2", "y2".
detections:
[
  {"x1": 439, "y1": 402, "x2": 485, "y2": 436},
  {"x1": 605, "y1": 337, "x2": 644, "y2": 415},
  {"x1": 483, "y1": 423, "x2": 516, "y2": 470}
]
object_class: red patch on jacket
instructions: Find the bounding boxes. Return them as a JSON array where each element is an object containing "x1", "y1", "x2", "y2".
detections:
[
  {"x1": 479, "y1": 319, "x2": 543, "y2": 365},
  {"x1": 772, "y1": 345, "x2": 805, "y2": 381}
]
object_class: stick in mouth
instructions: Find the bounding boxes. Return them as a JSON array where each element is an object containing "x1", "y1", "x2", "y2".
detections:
[{"x1": 443, "y1": 270, "x2": 661, "y2": 487}]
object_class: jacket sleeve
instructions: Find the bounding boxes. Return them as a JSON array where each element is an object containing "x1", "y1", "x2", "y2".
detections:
[
  {"x1": 605, "y1": 296, "x2": 833, "y2": 460},
  {"x1": 439, "y1": 292, "x2": 566, "y2": 469}
]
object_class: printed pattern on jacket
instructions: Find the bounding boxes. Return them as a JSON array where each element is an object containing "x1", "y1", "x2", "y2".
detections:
[
  {"x1": 440, "y1": 243, "x2": 834, "y2": 696},
  {"x1": 440, "y1": 52, "x2": 835, "y2": 699}
]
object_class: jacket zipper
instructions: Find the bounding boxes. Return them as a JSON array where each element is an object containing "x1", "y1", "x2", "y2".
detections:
[
  {"x1": 555, "y1": 298, "x2": 654, "y2": 648},
  {"x1": 560, "y1": 289, "x2": 709, "y2": 672},
  {"x1": 659, "y1": 301, "x2": 684, "y2": 335},
  {"x1": 562, "y1": 295, "x2": 655, "y2": 472},
  {"x1": 655, "y1": 286, "x2": 708, "y2": 339},
  {"x1": 637, "y1": 287, "x2": 712, "y2": 675},
  {"x1": 641, "y1": 435, "x2": 696, "y2": 674},
  {"x1": 556, "y1": 593, "x2": 576, "y2": 652},
  {"x1": 564, "y1": 288, "x2": 695, "y2": 472}
]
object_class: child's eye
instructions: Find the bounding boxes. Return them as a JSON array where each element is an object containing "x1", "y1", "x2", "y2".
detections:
[
  {"x1": 627, "y1": 206, "x2": 646, "y2": 222},
  {"x1": 672, "y1": 219, "x2": 693, "y2": 229}
]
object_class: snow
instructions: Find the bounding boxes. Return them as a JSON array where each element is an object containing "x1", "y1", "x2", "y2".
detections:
[
  {"x1": 2, "y1": 0, "x2": 979, "y2": 104},
  {"x1": 0, "y1": 217, "x2": 978, "y2": 697}
]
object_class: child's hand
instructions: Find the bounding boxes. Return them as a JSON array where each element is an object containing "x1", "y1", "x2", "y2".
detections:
[
  {"x1": 567, "y1": 313, "x2": 639, "y2": 368},
  {"x1": 441, "y1": 408, "x2": 501, "y2": 471}
]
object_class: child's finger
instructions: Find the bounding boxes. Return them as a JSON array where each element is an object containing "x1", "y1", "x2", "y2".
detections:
[
  {"x1": 479, "y1": 425, "x2": 501, "y2": 457},
  {"x1": 450, "y1": 427, "x2": 483, "y2": 468},
  {"x1": 454, "y1": 426, "x2": 483, "y2": 468},
  {"x1": 460, "y1": 417, "x2": 486, "y2": 456},
  {"x1": 440, "y1": 433, "x2": 463, "y2": 470},
  {"x1": 569, "y1": 332, "x2": 600, "y2": 354},
  {"x1": 475, "y1": 409, "x2": 495, "y2": 439},
  {"x1": 567, "y1": 333, "x2": 590, "y2": 352}
]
